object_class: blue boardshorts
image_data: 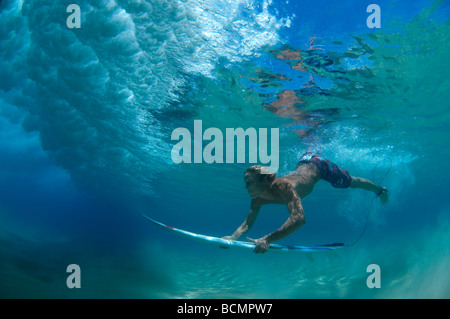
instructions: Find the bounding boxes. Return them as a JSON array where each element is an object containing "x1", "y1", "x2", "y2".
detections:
[{"x1": 298, "y1": 152, "x2": 352, "y2": 188}]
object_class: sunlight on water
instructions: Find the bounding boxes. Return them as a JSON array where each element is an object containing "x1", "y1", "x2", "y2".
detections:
[{"x1": 0, "y1": 0, "x2": 449, "y2": 298}]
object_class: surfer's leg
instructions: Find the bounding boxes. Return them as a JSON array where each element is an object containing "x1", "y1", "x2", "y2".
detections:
[
  {"x1": 350, "y1": 176, "x2": 388, "y2": 202},
  {"x1": 309, "y1": 157, "x2": 352, "y2": 188},
  {"x1": 350, "y1": 176, "x2": 379, "y2": 192}
]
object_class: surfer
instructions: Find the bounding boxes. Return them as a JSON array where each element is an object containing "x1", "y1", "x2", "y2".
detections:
[{"x1": 223, "y1": 152, "x2": 389, "y2": 254}]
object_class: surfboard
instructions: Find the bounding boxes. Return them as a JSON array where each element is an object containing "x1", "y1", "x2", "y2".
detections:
[{"x1": 142, "y1": 214, "x2": 346, "y2": 252}]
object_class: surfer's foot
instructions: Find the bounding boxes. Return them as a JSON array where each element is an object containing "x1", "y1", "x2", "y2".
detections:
[{"x1": 377, "y1": 187, "x2": 389, "y2": 204}]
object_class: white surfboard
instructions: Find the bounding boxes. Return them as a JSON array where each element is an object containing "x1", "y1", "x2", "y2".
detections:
[{"x1": 142, "y1": 214, "x2": 346, "y2": 252}]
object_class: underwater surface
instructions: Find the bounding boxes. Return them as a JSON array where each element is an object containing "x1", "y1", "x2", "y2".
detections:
[{"x1": 0, "y1": 0, "x2": 449, "y2": 298}]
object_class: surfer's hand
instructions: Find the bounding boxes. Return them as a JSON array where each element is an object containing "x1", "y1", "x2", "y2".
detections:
[
  {"x1": 248, "y1": 237, "x2": 270, "y2": 254},
  {"x1": 220, "y1": 236, "x2": 234, "y2": 249}
]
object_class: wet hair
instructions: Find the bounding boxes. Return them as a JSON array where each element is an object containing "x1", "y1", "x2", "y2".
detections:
[{"x1": 244, "y1": 165, "x2": 277, "y2": 185}]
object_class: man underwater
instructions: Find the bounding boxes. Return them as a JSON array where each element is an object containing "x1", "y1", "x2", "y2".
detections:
[{"x1": 224, "y1": 152, "x2": 388, "y2": 254}]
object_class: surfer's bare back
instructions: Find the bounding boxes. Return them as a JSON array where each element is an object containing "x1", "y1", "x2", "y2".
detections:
[{"x1": 224, "y1": 152, "x2": 388, "y2": 254}]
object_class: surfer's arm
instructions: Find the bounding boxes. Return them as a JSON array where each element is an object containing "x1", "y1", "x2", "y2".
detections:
[
  {"x1": 250, "y1": 182, "x2": 305, "y2": 253},
  {"x1": 227, "y1": 199, "x2": 264, "y2": 240},
  {"x1": 266, "y1": 183, "x2": 305, "y2": 243}
]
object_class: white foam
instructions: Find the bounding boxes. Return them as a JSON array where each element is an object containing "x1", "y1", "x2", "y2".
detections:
[
  {"x1": 0, "y1": 0, "x2": 292, "y2": 195},
  {"x1": 150, "y1": 0, "x2": 292, "y2": 77}
]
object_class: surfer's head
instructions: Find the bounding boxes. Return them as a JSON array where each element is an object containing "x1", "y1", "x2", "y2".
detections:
[{"x1": 244, "y1": 165, "x2": 277, "y2": 199}]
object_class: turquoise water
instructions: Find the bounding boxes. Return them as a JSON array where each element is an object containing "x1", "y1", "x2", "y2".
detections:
[{"x1": 0, "y1": 0, "x2": 449, "y2": 298}]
